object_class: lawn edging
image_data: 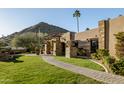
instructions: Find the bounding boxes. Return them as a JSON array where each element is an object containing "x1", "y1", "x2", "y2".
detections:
[
  {"x1": 89, "y1": 59, "x2": 108, "y2": 73},
  {"x1": 54, "y1": 56, "x2": 105, "y2": 71}
]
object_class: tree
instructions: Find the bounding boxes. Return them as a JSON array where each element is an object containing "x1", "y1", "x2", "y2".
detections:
[
  {"x1": 86, "y1": 28, "x2": 90, "y2": 31},
  {"x1": 0, "y1": 39, "x2": 8, "y2": 48},
  {"x1": 0, "y1": 40, "x2": 4, "y2": 48},
  {"x1": 73, "y1": 10, "x2": 81, "y2": 33},
  {"x1": 11, "y1": 32, "x2": 47, "y2": 52}
]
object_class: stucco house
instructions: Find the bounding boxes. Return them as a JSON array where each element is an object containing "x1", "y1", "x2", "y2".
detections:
[{"x1": 43, "y1": 15, "x2": 124, "y2": 58}]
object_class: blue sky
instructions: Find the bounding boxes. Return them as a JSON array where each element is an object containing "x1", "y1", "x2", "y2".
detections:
[{"x1": 1, "y1": 8, "x2": 124, "y2": 37}]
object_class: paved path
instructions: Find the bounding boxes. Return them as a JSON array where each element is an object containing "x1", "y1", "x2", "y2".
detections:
[{"x1": 42, "y1": 55, "x2": 124, "y2": 84}]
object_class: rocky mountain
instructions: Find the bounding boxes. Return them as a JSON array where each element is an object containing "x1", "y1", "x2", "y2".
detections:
[
  {"x1": 0, "y1": 22, "x2": 70, "y2": 46},
  {"x1": 7, "y1": 22, "x2": 70, "y2": 39}
]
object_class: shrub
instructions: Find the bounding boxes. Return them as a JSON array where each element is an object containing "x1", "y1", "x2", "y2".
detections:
[
  {"x1": 115, "y1": 32, "x2": 124, "y2": 58},
  {"x1": 91, "y1": 53, "x2": 100, "y2": 60},
  {"x1": 35, "y1": 47, "x2": 40, "y2": 55},
  {"x1": 91, "y1": 49, "x2": 109, "y2": 60},
  {"x1": 103, "y1": 56, "x2": 115, "y2": 73},
  {"x1": 103, "y1": 56, "x2": 115, "y2": 65},
  {"x1": 111, "y1": 57, "x2": 124, "y2": 76},
  {"x1": 77, "y1": 48, "x2": 87, "y2": 56},
  {"x1": 96, "y1": 49, "x2": 109, "y2": 59}
]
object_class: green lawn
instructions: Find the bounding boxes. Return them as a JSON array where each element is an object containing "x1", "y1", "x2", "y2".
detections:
[
  {"x1": 0, "y1": 55, "x2": 102, "y2": 84},
  {"x1": 54, "y1": 56, "x2": 104, "y2": 71}
]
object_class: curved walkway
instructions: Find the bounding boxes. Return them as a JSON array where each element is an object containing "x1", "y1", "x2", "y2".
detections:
[{"x1": 42, "y1": 55, "x2": 124, "y2": 84}]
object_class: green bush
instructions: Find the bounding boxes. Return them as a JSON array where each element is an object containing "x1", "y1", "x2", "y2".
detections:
[
  {"x1": 103, "y1": 56, "x2": 115, "y2": 65},
  {"x1": 35, "y1": 47, "x2": 40, "y2": 55},
  {"x1": 103, "y1": 56, "x2": 115, "y2": 73},
  {"x1": 114, "y1": 32, "x2": 124, "y2": 58},
  {"x1": 77, "y1": 48, "x2": 87, "y2": 56},
  {"x1": 91, "y1": 49, "x2": 109, "y2": 60},
  {"x1": 96, "y1": 49, "x2": 109, "y2": 59},
  {"x1": 91, "y1": 53, "x2": 100, "y2": 60},
  {"x1": 111, "y1": 57, "x2": 124, "y2": 76}
]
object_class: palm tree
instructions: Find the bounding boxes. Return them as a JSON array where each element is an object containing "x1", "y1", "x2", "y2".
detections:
[{"x1": 73, "y1": 10, "x2": 81, "y2": 33}]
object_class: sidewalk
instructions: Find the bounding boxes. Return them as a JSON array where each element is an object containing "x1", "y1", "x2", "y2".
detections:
[{"x1": 42, "y1": 55, "x2": 124, "y2": 84}]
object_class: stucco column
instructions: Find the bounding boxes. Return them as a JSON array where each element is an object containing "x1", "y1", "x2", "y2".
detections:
[
  {"x1": 44, "y1": 44, "x2": 47, "y2": 55},
  {"x1": 65, "y1": 41, "x2": 77, "y2": 58}
]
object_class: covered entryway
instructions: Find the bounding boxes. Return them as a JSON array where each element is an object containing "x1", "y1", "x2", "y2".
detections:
[
  {"x1": 61, "y1": 42, "x2": 66, "y2": 56},
  {"x1": 90, "y1": 38, "x2": 98, "y2": 53}
]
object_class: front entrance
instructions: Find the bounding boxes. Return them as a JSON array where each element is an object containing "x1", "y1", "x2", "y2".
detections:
[
  {"x1": 61, "y1": 42, "x2": 65, "y2": 56},
  {"x1": 90, "y1": 39, "x2": 98, "y2": 53}
]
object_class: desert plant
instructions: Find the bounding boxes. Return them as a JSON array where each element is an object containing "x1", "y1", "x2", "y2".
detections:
[
  {"x1": 115, "y1": 32, "x2": 124, "y2": 58},
  {"x1": 103, "y1": 56, "x2": 115, "y2": 65},
  {"x1": 91, "y1": 53, "x2": 100, "y2": 60},
  {"x1": 103, "y1": 56, "x2": 115, "y2": 73},
  {"x1": 77, "y1": 48, "x2": 87, "y2": 56},
  {"x1": 91, "y1": 49, "x2": 109, "y2": 60},
  {"x1": 96, "y1": 49, "x2": 109, "y2": 59},
  {"x1": 111, "y1": 57, "x2": 124, "y2": 76}
]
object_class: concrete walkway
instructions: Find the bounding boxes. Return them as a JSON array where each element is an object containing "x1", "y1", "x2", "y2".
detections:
[{"x1": 42, "y1": 55, "x2": 124, "y2": 84}]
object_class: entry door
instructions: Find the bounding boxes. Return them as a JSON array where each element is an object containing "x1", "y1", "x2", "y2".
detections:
[
  {"x1": 61, "y1": 42, "x2": 65, "y2": 55},
  {"x1": 91, "y1": 39, "x2": 98, "y2": 53}
]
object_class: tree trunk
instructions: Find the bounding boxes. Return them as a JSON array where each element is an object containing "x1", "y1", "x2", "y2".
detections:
[{"x1": 76, "y1": 17, "x2": 79, "y2": 33}]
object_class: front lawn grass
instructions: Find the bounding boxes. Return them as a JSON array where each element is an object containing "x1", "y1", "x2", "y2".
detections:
[
  {"x1": 0, "y1": 55, "x2": 102, "y2": 84},
  {"x1": 54, "y1": 56, "x2": 104, "y2": 71}
]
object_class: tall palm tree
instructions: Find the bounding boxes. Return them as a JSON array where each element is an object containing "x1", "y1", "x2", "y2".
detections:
[{"x1": 73, "y1": 10, "x2": 81, "y2": 33}]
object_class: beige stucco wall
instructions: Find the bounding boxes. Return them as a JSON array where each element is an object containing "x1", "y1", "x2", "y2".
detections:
[
  {"x1": 61, "y1": 32, "x2": 75, "y2": 41},
  {"x1": 98, "y1": 20, "x2": 109, "y2": 50},
  {"x1": 75, "y1": 28, "x2": 99, "y2": 41},
  {"x1": 75, "y1": 16, "x2": 124, "y2": 58},
  {"x1": 44, "y1": 16, "x2": 124, "y2": 58},
  {"x1": 109, "y1": 16, "x2": 124, "y2": 57}
]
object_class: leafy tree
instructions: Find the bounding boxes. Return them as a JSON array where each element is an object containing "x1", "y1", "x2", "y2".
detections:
[
  {"x1": 0, "y1": 39, "x2": 8, "y2": 48},
  {"x1": 11, "y1": 32, "x2": 47, "y2": 52}
]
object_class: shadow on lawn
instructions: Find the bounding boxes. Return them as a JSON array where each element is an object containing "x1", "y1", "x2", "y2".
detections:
[{"x1": 0, "y1": 54, "x2": 24, "y2": 63}]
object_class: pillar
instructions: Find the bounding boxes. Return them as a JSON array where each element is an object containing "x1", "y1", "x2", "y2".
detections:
[{"x1": 98, "y1": 20, "x2": 109, "y2": 50}]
